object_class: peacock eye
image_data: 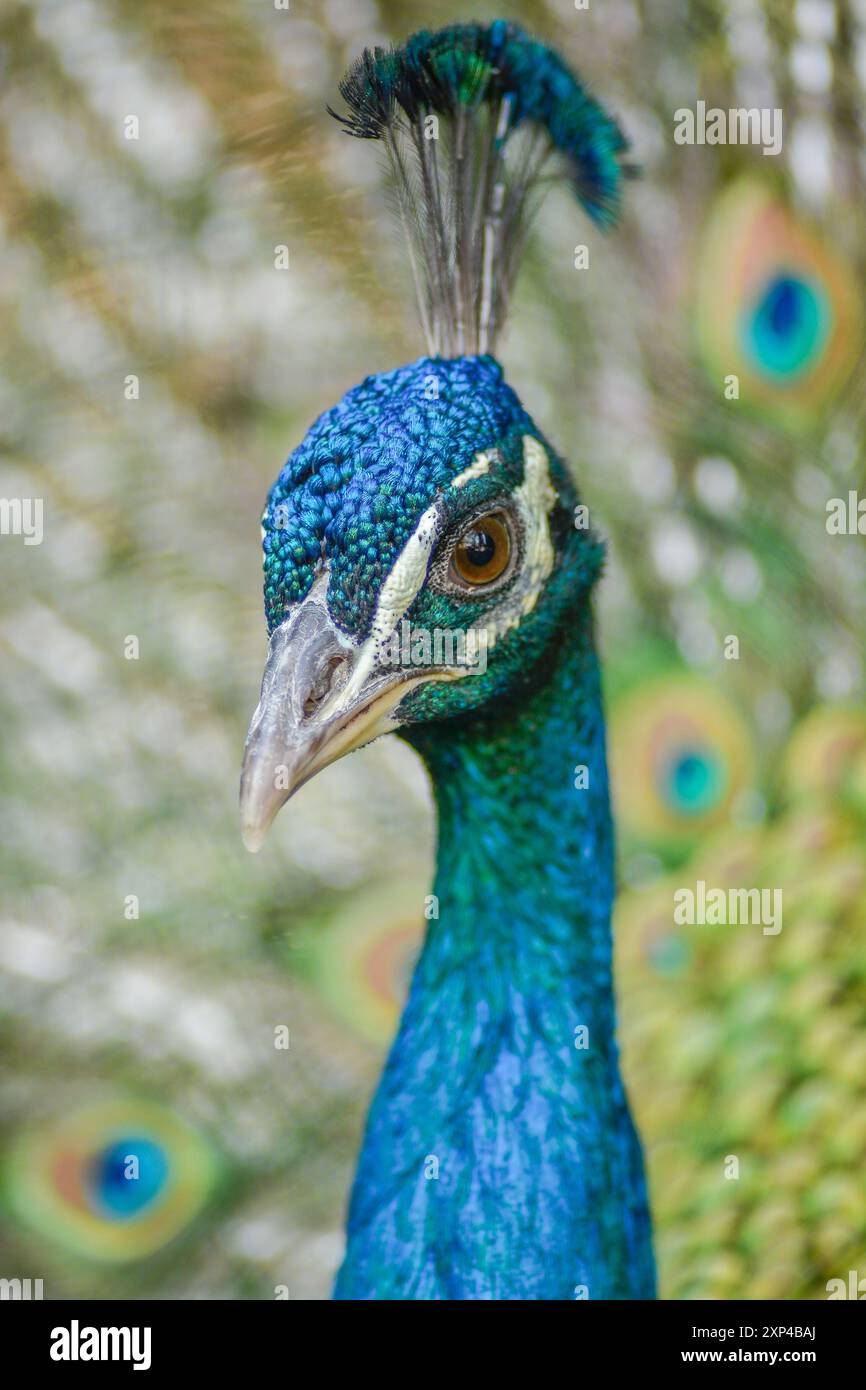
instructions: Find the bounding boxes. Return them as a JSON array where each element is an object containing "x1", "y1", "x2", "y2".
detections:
[{"x1": 449, "y1": 512, "x2": 512, "y2": 588}]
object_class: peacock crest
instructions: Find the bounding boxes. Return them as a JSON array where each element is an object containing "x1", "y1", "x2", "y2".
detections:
[{"x1": 328, "y1": 21, "x2": 631, "y2": 355}]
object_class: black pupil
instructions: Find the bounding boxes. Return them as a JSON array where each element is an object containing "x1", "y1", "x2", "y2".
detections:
[{"x1": 463, "y1": 528, "x2": 496, "y2": 566}]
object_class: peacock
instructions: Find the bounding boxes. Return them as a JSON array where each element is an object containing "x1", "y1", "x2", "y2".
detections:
[{"x1": 239, "y1": 21, "x2": 655, "y2": 1301}]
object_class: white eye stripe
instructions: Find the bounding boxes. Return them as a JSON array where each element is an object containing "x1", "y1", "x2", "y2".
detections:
[
  {"x1": 515, "y1": 435, "x2": 557, "y2": 588},
  {"x1": 325, "y1": 498, "x2": 443, "y2": 712},
  {"x1": 472, "y1": 435, "x2": 557, "y2": 653},
  {"x1": 331, "y1": 442, "x2": 497, "y2": 696},
  {"x1": 369, "y1": 501, "x2": 442, "y2": 651},
  {"x1": 451, "y1": 450, "x2": 495, "y2": 489}
]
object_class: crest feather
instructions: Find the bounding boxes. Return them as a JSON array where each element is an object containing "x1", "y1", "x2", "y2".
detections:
[{"x1": 329, "y1": 21, "x2": 631, "y2": 356}]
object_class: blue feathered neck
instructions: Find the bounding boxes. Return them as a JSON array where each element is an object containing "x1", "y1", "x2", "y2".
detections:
[{"x1": 334, "y1": 606, "x2": 656, "y2": 1299}]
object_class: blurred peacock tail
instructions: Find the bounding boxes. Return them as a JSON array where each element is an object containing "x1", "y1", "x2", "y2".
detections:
[
  {"x1": 240, "y1": 20, "x2": 656, "y2": 1299},
  {"x1": 4, "y1": 1100, "x2": 220, "y2": 1264},
  {"x1": 308, "y1": 882, "x2": 424, "y2": 1046},
  {"x1": 695, "y1": 179, "x2": 863, "y2": 424},
  {"x1": 780, "y1": 703, "x2": 866, "y2": 805},
  {"x1": 609, "y1": 672, "x2": 754, "y2": 859},
  {"x1": 613, "y1": 686, "x2": 866, "y2": 1298}
]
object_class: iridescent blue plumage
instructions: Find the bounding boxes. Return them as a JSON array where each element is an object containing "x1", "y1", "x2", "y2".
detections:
[
  {"x1": 336, "y1": 600, "x2": 656, "y2": 1299},
  {"x1": 242, "y1": 20, "x2": 655, "y2": 1300},
  {"x1": 263, "y1": 357, "x2": 532, "y2": 634},
  {"x1": 258, "y1": 357, "x2": 656, "y2": 1296}
]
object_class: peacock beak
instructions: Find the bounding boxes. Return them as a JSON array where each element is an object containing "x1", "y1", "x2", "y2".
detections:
[{"x1": 239, "y1": 577, "x2": 425, "y2": 853}]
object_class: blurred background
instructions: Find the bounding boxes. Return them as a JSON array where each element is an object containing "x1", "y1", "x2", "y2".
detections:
[{"x1": 1, "y1": 0, "x2": 865, "y2": 1300}]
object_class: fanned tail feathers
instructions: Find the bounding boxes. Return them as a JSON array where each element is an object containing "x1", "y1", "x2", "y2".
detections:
[{"x1": 329, "y1": 21, "x2": 631, "y2": 356}]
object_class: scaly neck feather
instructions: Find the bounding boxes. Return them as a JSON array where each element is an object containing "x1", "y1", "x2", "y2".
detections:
[{"x1": 334, "y1": 606, "x2": 656, "y2": 1299}]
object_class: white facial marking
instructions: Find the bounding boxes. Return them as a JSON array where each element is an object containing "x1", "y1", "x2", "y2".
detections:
[
  {"x1": 324, "y1": 498, "x2": 441, "y2": 713},
  {"x1": 451, "y1": 450, "x2": 495, "y2": 489},
  {"x1": 479, "y1": 435, "x2": 557, "y2": 651},
  {"x1": 515, "y1": 434, "x2": 557, "y2": 594}
]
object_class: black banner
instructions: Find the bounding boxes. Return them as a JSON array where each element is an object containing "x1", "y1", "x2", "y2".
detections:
[{"x1": 3, "y1": 1296, "x2": 859, "y2": 1374}]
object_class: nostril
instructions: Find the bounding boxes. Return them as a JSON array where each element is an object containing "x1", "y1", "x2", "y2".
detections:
[{"x1": 303, "y1": 654, "x2": 347, "y2": 720}]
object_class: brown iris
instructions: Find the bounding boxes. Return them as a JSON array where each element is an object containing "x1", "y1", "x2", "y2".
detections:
[{"x1": 450, "y1": 512, "x2": 512, "y2": 587}]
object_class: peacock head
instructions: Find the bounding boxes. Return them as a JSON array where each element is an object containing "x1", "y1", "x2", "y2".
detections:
[
  {"x1": 240, "y1": 21, "x2": 630, "y2": 849},
  {"x1": 240, "y1": 353, "x2": 602, "y2": 850}
]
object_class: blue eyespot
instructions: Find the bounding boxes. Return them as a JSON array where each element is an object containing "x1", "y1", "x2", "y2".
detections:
[
  {"x1": 663, "y1": 747, "x2": 725, "y2": 816},
  {"x1": 87, "y1": 1136, "x2": 169, "y2": 1220},
  {"x1": 742, "y1": 272, "x2": 830, "y2": 382}
]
